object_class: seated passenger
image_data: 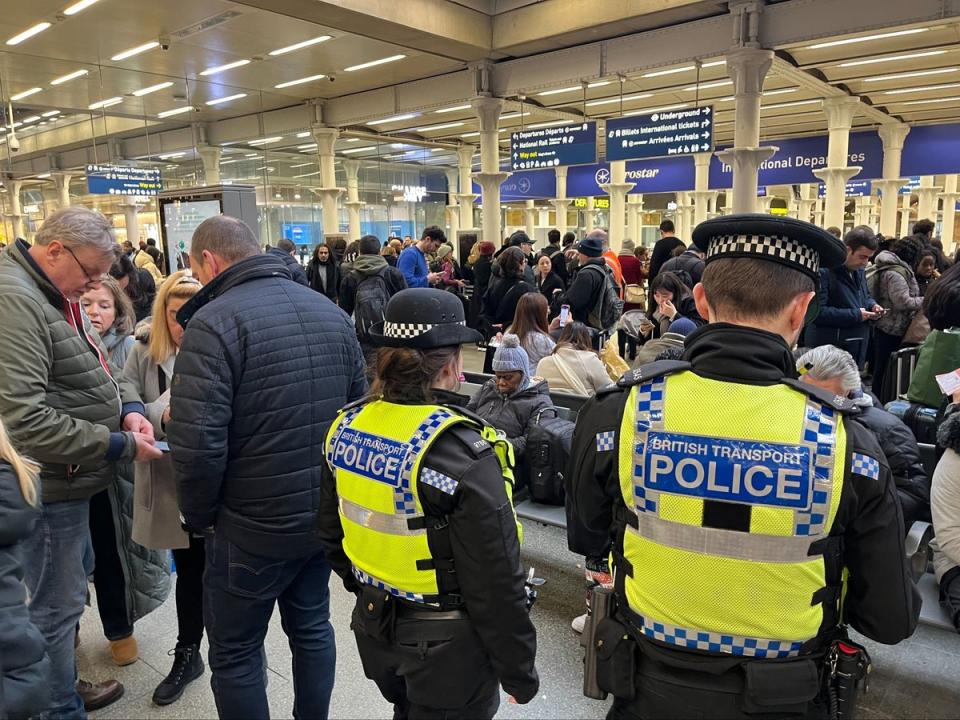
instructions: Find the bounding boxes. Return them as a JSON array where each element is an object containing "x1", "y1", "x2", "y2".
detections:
[
  {"x1": 907, "y1": 262, "x2": 960, "y2": 409},
  {"x1": 932, "y1": 393, "x2": 960, "y2": 630},
  {"x1": 467, "y1": 334, "x2": 551, "y2": 463},
  {"x1": 632, "y1": 317, "x2": 697, "y2": 368},
  {"x1": 798, "y1": 345, "x2": 931, "y2": 528},
  {"x1": 506, "y1": 292, "x2": 556, "y2": 368},
  {"x1": 645, "y1": 271, "x2": 704, "y2": 339},
  {"x1": 536, "y1": 321, "x2": 612, "y2": 396}
]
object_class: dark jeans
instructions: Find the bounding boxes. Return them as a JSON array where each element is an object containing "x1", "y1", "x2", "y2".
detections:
[
  {"x1": 203, "y1": 533, "x2": 335, "y2": 720},
  {"x1": 872, "y1": 329, "x2": 903, "y2": 402},
  {"x1": 618, "y1": 330, "x2": 637, "y2": 361},
  {"x1": 173, "y1": 534, "x2": 206, "y2": 647},
  {"x1": 89, "y1": 489, "x2": 133, "y2": 641}
]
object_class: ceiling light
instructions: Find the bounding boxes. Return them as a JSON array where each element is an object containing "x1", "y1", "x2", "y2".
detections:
[
  {"x1": 643, "y1": 65, "x2": 696, "y2": 78},
  {"x1": 892, "y1": 95, "x2": 960, "y2": 106},
  {"x1": 345, "y1": 138, "x2": 359, "y2": 142},
  {"x1": 297, "y1": 143, "x2": 317, "y2": 150},
  {"x1": 864, "y1": 67, "x2": 958, "y2": 82},
  {"x1": 461, "y1": 131, "x2": 480, "y2": 138},
  {"x1": 344, "y1": 54, "x2": 406, "y2": 72},
  {"x1": 11, "y1": 87, "x2": 43, "y2": 101},
  {"x1": 157, "y1": 106, "x2": 193, "y2": 118},
  {"x1": 500, "y1": 112, "x2": 529, "y2": 120},
  {"x1": 415, "y1": 121, "x2": 463, "y2": 132},
  {"x1": 158, "y1": 152, "x2": 185, "y2": 159},
  {"x1": 274, "y1": 74, "x2": 326, "y2": 89},
  {"x1": 436, "y1": 104, "x2": 471, "y2": 113},
  {"x1": 368, "y1": 113, "x2": 419, "y2": 125},
  {"x1": 761, "y1": 99, "x2": 821, "y2": 110},
  {"x1": 245, "y1": 153, "x2": 258, "y2": 157},
  {"x1": 6, "y1": 22, "x2": 52, "y2": 46},
  {"x1": 838, "y1": 50, "x2": 947, "y2": 68},
  {"x1": 538, "y1": 80, "x2": 612, "y2": 97},
  {"x1": 882, "y1": 82, "x2": 960, "y2": 95},
  {"x1": 624, "y1": 103, "x2": 691, "y2": 116},
  {"x1": 41, "y1": 110, "x2": 60, "y2": 117},
  {"x1": 133, "y1": 81, "x2": 174, "y2": 97},
  {"x1": 219, "y1": 159, "x2": 238, "y2": 165},
  {"x1": 21, "y1": 116, "x2": 41, "y2": 124},
  {"x1": 296, "y1": 170, "x2": 321, "y2": 177},
  {"x1": 268, "y1": 35, "x2": 331, "y2": 56},
  {"x1": 683, "y1": 79, "x2": 733, "y2": 91},
  {"x1": 206, "y1": 93, "x2": 247, "y2": 106},
  {"x1": 111, "y1": 41, "x2": 159, "y2": 61},
  {"x1": 341, "y1": 147, "x2": 373, "y2": 154},
  {"x1": 89, "y1": 96, "x2": 123, "y2": 109},
  {"x1": 63, "y1": 0, "x2": 101, "y2": 14},
  {"x1": 702, "y1": 60, "x2": 726, "y2": 68},
  {"x1": 526, "y1": 120, "x2": 568, "y2": 129},
  {"x1": 200, "y1": 59, "x2": 250, "y2": 76},
  {"x1": 807, "y1": 27, "x2": 927, "y2": 50},
  {"x1": 51, "y1": 69, "x2": 88, "y2": 85},
  {"x1": 36, "y1": 172, "x2": 51, "y2": 178},
  {"x1": 586, "y1": 92, "x2": 654, "y2": 107},
  {"x1": 290, "y1": 162, "x2": 314, "y2": 168},
  {"x1": 295, "y1": 132, "x2": 311, "y2": 138},
  {"x1": 248, "y1": 136, "x2": 283, "y2": 145}
]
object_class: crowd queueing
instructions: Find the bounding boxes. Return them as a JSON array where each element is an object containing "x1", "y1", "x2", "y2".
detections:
[{"x1": 0, "y1": 205, "x2": 957, "y2": 720}]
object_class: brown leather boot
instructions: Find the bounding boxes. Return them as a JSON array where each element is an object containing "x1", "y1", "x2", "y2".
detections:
[
  {"x1": 76, "y1": 678, "x2": 125, "y2": 712},
  {"x1": 109, "y1": 635, "x2": 139, "y2": 666}
]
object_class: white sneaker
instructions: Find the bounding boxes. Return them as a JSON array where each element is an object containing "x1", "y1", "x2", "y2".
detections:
[{"x1": 571, "y1": 613, "x2": 588, "y2": 634}]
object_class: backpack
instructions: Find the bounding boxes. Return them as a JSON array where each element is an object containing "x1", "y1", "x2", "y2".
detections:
[
  {"x1": 866, "y1": 263, "x2": 910, "y2": 302},
  {"x1": 352, "y1": 268, "x2": 391, "y2": 344},
  {"x1": 582, "y1": 263, "x2": 624, "y2": 331},
  {"x1": 526, "y1": 408, "x2": 575, "y2": 505}
]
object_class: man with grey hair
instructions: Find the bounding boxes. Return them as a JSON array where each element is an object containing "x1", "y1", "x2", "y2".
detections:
[
  {"x1": 168, "y1": 214, "x2": 367, "y2": 719},
  {"x1": 0, "y1": 206, "x2": 161, "y2": 719}
]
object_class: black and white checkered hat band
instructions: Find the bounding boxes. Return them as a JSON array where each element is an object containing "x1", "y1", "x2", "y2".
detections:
[
  {"x1": 383, "y1": 320, "x2": 466, "y2": 339},
  {"x1": 706, "y1": 234, "x2": 819, "y2": 274}
]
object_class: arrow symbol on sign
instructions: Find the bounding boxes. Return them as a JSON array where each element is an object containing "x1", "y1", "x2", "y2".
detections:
[
  {"x1": 703, "y1": 107, "x2": 711, "y2": 114},
  {"x1": 702, "y1": 119, "x2": 711, "y2": 128},
  {"x1": 702, "y1": 132, "x2": 710, "y2": 139}
]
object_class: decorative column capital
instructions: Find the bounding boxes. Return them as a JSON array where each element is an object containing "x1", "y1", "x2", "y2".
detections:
[{"x1": 725, "y1": 47, "x2": 774, "y2": 95}]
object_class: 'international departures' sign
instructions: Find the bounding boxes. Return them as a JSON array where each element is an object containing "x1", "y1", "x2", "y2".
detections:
[
  {"x1": 510, "y1": 122, "x2": 597, "y2": 171},
  {"x1": 86, "y1": 165, "x2": 162, "y2": 196},
  {"x1": 606, "y1": 106, "x2": 714, "y2": 161}
]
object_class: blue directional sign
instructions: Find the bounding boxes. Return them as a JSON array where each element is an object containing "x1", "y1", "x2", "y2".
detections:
[
  {"x1": 86, "y1": 164, "x2": 162, "y2": 196},
  {"x1": 817, "y1": 180, "x2": 872, "y2": 198},
  {"x1": 606, "y1": 106, "x2": 713, "y2": 161},
  {"x1": 510, "y1": 121, "x2": 597, "y2": 171}
]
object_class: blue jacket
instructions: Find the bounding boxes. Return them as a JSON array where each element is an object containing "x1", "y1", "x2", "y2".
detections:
[
  {"x1": 397, "y1": 245, "x2": 430, "y2": 288},
  {"x1": 168, "y1": 255, "x2": 368, "y2": 558},
  {"x1": 807, "y1": 265, "x2": 876, "y2": 367}
]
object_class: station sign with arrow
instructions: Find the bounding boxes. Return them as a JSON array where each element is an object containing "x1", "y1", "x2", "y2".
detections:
[{"x1": 605, "y1": 106, "x2": 714, "y2": 162}]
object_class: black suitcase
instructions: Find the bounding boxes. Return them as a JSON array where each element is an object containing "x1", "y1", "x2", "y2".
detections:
[
  {"x1": 885, "y1": 399, "x2": 942, "y2": 445},
  {"x1": 879, "y1": 346, "x2": 919, "y2": 404},
  {"x1": 526, "y1": 408, "x2": 575, "y2": 505}
]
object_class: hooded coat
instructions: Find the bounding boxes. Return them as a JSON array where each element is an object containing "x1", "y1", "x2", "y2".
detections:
[
  {"x1": 338, "y1": 254, "x2": 408, "y2": 317},
  {"x1": 872, "y1": 250, "x2": 923, "y2": 337}
]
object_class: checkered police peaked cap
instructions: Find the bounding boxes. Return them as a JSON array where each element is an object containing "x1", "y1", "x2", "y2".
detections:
[
  {"x1": 691, "y1": 214, "x2": 847, "y2": 281},
  {"x1": 369, "y1": 288, "x2": 484, "y2": 349}
]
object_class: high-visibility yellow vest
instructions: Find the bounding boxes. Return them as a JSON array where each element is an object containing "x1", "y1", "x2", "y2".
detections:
[
  {"x1": 325, "y1": 398, "x2": 518, "y2": 604},
  {"x1": 615, "y1": 370, "x2": 847, "y2": 659}
]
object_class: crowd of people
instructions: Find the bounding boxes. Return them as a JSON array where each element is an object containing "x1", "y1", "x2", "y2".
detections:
[{"x1": 0, "y1": 204, "x2": 958, "y2": 720}]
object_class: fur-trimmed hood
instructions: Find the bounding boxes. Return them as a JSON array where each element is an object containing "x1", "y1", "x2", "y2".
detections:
[{"x1": 938, "y1": 410, "x2": 960, "y2": 453}]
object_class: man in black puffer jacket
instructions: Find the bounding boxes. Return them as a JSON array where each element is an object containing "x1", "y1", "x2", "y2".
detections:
[
  {"x1": 168, "y1": 216, "x2": 367, "y2": 720},
  {"x1": 266, "y1": 237, "x2": 309, "y2": 286}
]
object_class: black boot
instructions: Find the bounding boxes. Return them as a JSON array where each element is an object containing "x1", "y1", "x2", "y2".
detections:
[{"x1": 152, "y1": 644, "x2": 204, "y2": 706}]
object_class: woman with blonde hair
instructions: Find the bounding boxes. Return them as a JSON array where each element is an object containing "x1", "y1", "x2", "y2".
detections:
[
  {"x1": 0, "y1": 417, "x2": 51, "y2": 718},
  {"x1": 123, "y1": 271, "x2": 206, "y2": 706}
]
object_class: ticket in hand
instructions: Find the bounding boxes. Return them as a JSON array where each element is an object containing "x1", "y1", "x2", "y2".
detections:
[{"x1": 935, "y1": 369, "x2": 960, "y2": 396}]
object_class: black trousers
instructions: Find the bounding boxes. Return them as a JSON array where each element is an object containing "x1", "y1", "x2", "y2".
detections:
[
  {"x1": 89, "y1": 489, "x2": 133, "y2": 641},
  {"x1": 872, "y1": 329, "x2": 903, "y2": 403},
  {"x1": 618, "y1": 330, "x2": 637, "y2": 361},
  {"x1": 172, "y1": 534, "x2": 206, "y2": 647},
  {"x1": 353, "y1": 601, "x2": 500, "y2": 720}
]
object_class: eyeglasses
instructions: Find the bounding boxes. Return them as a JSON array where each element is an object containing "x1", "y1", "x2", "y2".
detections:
[{"x1": 63, "y1": 244, "x2": 104, "y2": 286}]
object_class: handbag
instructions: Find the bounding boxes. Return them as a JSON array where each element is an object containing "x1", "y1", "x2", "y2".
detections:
[{"x1": 624, "y1": 283, "x2": 646, "y2": 305}]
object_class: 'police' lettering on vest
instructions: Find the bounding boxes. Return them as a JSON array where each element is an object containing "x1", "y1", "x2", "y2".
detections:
[
  {"x1": 643, "y1": 432, "x2": 812, "y2": 509},
  {"x1": 333, "y1": 428, "x2": 408, "y2": 487}
]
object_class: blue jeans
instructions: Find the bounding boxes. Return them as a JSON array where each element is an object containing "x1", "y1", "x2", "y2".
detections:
[
  {"x1": 21, "y1": 499, "x2": 92, "y2": 720},
  {"x1": 203, "y1": 533, "x2": 336, "y2": 720}
]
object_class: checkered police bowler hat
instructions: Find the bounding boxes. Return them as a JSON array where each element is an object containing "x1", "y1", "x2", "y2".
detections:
[
  {"x1": 691, "y1": 214, "x2": 846, "y2": 281},
  {"x1": 369, "y1": 288, "x2": 484, "y2": 349}
]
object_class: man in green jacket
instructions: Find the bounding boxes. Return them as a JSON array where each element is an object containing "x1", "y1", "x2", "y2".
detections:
[{"x1": 0, "y1": 207, "x2": 162, "y2": 719}]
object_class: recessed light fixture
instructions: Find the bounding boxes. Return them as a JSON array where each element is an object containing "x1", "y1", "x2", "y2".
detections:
[
  {"x1": 274, "y1": 74, "x2": 326, "y2": 89},
  {"x1": 864, "y1": 67, "x2": 958, "y2": 82},
  {"x1": 500, "y1": 112, "x2": 530, "y2": 120},
  {"x1": 111, "y1": 41, "x2": 159, "y2": 62},
  {"x1": 41, "y1": 110, "x2": 60, "y2": 117},
  {"x1": 132, "y1": 81, "x2": 174, "y2": 96},
  {"x1": 761, "y1": 99, "x2": 821, "y2": 110},
  {"x1": 11, "y1": 87, "x2": 43, "y2": 101},
  {"x1": 37, "y1": 172, "x2": 51, "y2": 178},
  {"x1": 245, "y1": 153, "x2": 258, "y2": 157},
  {"x1": 268, "y1": 35, "x2": 331, "y2": 56},
  {"x1": 345, "y1": 138, "x2": 359, "y2": 142},
  {"x1": 586, "y1": 92, "x2": 653, "y2": 108},
  {"x1": 537, "y1": 81, "x2": 612, "y2": 97},
  {"x1": 683, "y1": 79, "x2": 733, "y2": 91},
  {"x1": 702, "y1": 60, "x2": 727, "y2": 68},
  {"x1": 296, "y1": 170, "x2": 321, "y2": 177},
  {"x1": 200, "y1": 59, "x2": 250, "y2": 76},
  {"x1": 624, "y1": 103, "x2": 690, "y2": 117},
  {"x1": 21, "y1": 116, "x2": 41, "y2": 124},
  {"x1": 643, "y1": 65, "x2": 696, "y2": 78},
  {"x1": 296, "y1": 132, "x2": 311, "y2": 138},
  {"x1": 344, "y1": 54, "x2": 406, "y2": 72},
  {"x1": 436, "y1": 104, "x2": 471, "y2": 114},
  {"x1": 6, "y1": 22, "x2": 52, "y2": 46},
  {"x1": 882, "y1": 82, "x2": 960, "y2": 95},
  {"x1": 416, "y1": 121, "x2": 464, "y2": 132},
  {"x1": 157, "y1": 152, "x2": 185, "y2": 159},
  {"x1": 157, "y1": 106, "x2": 193, "y2": 118},
  {"x1": 763, "y1": 88, "x2": 798, "y2": 97},
  {"x1": 290, "y1": 162, "x2": 314, "y2": 168},
  {"x1": 341, "y1": 147, "x2": 374, "y2": 154},
  {"x1": 248, "y1": 136, "x2": 284, "y2": 145},
  {"x1": 297, "y1": 143, "x2": 318, "y2": 150},
  {"x1": 219, "y1": 159, "x2": 239, "y2": 165},
  {"x1": 206, "y1": 93, "x2": 247, "y2": 106},
  {"x1": 807, "y1": 27, "x2": 927, "y2": 50},
  {"x1": 368, "y1": 113, "x2": 419, "y2": 125},
  {"x1": 838, "y1": 50, "x2": 947, "y2": 68},
  {"x1": 460, "y1": 131, "x2": 480, "y2": 138},
  {"x1": 51, "y1": 69, "x2": 89, "y2": 85},
  {"x1": 64, "y1": 0, "x2": 101, "y2": 14},
  {"x1": 893, "y1": 95, "x2": 960, "y2": 106},
  {"x1": 89, "y1": 96, "x2": 123, "y2": 109}
]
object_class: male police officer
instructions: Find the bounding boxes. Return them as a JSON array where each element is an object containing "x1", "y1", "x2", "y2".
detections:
[{"x1": 567, "y1": 215, "x2": 919, "y2": 719}]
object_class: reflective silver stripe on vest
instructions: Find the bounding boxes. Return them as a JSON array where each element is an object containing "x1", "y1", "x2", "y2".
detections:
[
  {"x1": 638, "y1": 614, "x2": 803, "y2": 659},
  {"x1": 339, "y1": 497, "x2": 426, "y2": 536}
]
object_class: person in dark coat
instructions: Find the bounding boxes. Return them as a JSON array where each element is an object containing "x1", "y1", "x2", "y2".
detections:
[
  {"x1": 541, "y1": 229, "x2": 569, "y2": 284},
  {"x1": 481, "y1": 247, "x2": 535, "y2": 334},
  {"x1": 167, "y1": 216, "x2": 367, "y2": 720},
  {"x1": 110, "y1": 253, "x2": 156, "y2": 322},
  {"x1": 648, "y1": 219, "x2": 685, "y2": 280},
  {"x1": 646, "y1": 271, "x2": 705, "y2": 339},
  {"x1": 557, "y1": 235, "x2": 608, "y2": 328},
  {"x1": 267, "y1": 238, "x2": 308, "y2": 286},
  {"x1": 306, "y1": 243, "x2": 341, "y2": 302},
  {"x1": 660, "y1": 246, "x2": 705, "y2": 287},
  {"x1": 806, "y1": 226, "x2": 882, "y2": 369},
  {"x1": 535, "y1": 255, "x2": 564, "y2": 314},
  {"x1": 469, "y1": 241, "x2": 496, "y2": 331}
]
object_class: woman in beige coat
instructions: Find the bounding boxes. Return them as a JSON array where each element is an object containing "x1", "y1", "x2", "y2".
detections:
[
  {"x1": 123, "y1": 271, "x2": 206, "y2": 707},
  {"x1": 536, "y1": 321, "x2": 612, "y2": 396}
]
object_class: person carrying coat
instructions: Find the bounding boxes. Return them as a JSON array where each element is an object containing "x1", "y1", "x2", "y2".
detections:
[{"x1": 317, "y1": 289, "x2": 539, "y2": 719}]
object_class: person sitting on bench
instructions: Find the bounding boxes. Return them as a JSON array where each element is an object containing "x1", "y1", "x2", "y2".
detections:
[{"x1": 932, "y1": 390, "x2": 960, "y2": 631}]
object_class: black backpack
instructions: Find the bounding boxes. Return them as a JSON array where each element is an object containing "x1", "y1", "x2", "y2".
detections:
[
  {"x1": 352, "y1": 269, "x2": 391, "y2": 344},
  {"x1": 582, "y1": 263, "x2": 624, "y2": 331},
  {"x1": 526, "y1": 408, "x2": 576, "y2": 505}
]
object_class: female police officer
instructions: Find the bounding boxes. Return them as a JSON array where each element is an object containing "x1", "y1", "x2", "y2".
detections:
[{"x1": 317, "y1": 288, "x2": 538, "y2": 719}]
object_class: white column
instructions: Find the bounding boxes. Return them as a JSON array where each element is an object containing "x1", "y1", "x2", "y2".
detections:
[
  {"x1": 796, "y1": 184, "x2": 816, "y2": 223},
  {"x1": 714, "y1": 48, "x2": 778, "y2": 213},
  {"x1": 691, "y1": 152, "x2": 712, "y2": 226},
  {"x1": 899, "y1": 192, "x2": 914, "y2": 238},
  {"x1": 123, "y1": 201, "x2": 141, "y2": 246},
  {"x1": 523, "y1": 199, "x2": 536, "y2": 239},
  {"x1": 915, "y1": 175, "x2": 941, "y2": 223},
  {"x1": 342, "y1": 159, "x2": 364, "y2": 241},
  {"x1": 538, "y1": 207, "x2": 550, "y2": 227},
  {"x1": 940, "y1": 174, "x2": 959, "y2": 253},
  {"x1": 627, "y1": 194, "x2": 644, "y2": 245},
  {"x1": 444, "y1": 169, "x2": 460, "y2": 241},
  {"x1": 472, "y1": 97, "x2": 510, "y2": 245},
  {"x1": 757, "y1": 195, "x2": 774, "y2": 214},
  {"x1": 876, "y1": 124, "x2": 911, "y2": 238},
  {"x1": 311, "y1": 125, "x2": 343, "y2": 237},
  {"x1": 3, "y1": 179, "x2": 24, "y2": 240},
  {"x1": 196, "y1": 145, "x2": 222, "y2": 185},
  {"x1": 812, "y1": 96, "x2": 861, "y2": 231},
  {"x1": 551, "y1": 166, "x2": 571, "y2": 237},
  {"x1": 600, "y1": 161, "x2": 634, "y2": 252},
  {"x1": 53, "y1": 173, "x2": 72, "y2": 208},
  {"x1": 854, "y1": 196, "x2": 873, "y2": 227},
  {"x1": 456, "y1": 145, "x2": 478, "y2": 230}
]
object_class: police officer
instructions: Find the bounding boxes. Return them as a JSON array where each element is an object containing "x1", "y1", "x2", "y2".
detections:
[
  {"x1": 566, "y1": 215, "x2": 919, "y2": 719},
  {"x1": 317, "y1": 288, "x2": 538, "y2": 719}
]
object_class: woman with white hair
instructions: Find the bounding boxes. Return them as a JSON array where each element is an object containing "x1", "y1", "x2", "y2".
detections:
[{"x1": 796, "y1": 345, "x2": 931, "y2": 528}]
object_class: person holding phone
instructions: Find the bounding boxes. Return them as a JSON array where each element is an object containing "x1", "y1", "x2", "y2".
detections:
[{"x1": 646, "y1": 271, "x2": 705, "y2": 340}]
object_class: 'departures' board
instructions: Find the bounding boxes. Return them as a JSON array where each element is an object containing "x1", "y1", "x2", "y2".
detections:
[{"x1": 510, "y1": 121, "x2": 597, "y2": 171}]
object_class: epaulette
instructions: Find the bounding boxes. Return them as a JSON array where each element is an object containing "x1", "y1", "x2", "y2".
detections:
[
  {"x1": 779, "y1": 377, "x2": 859, "y2": 414},
  {"x1": 340, "y1": 394, "x2": 375, "y2": 413},
  {"x1": 440, "y1": 404, "x2": 496, "y2": 457},
  {"x1": 440, "y1": 403, "x2": 490, "y2": 429},
  {"x1": 616, "y1": 360, "x2": 692, "y2": 388}
]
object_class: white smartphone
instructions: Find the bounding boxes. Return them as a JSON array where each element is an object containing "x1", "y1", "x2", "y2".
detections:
[{"x1": 559, "y1": 304, "x2": 570, "y2": 327}]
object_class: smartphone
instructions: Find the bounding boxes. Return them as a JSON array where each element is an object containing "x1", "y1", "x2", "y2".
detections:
[
  {"x1": 559, "y1": 304, "x2": 570, "y2": 327},
  {"x1": 154, "y1": 441, "x2": 170, "y2": 453}
]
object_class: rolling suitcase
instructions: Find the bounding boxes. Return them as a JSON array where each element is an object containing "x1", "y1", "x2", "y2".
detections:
[{"x1": 885, "y1": 399, "x2": 941, "y2": 445}]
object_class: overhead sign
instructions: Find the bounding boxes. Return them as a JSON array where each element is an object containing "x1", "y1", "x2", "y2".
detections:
[
  {"x1": 474, "y1": 170, "x2": 557, "y2": 201},
  {"x1": 817, "y1": 180, "x2": 872, "y2": 198},
  {"x1": 510, "y1": 121, "x2": 597, "y2": 171},
  {"x1": 606, "y1": 106, "x2": 714, "y2": 161},
  {"x1": 568, "y1": 156, "x2": 697, "y2": 196},
  {"x1": 86, "y1": 164, "x2": 162, "y2": 196},
  {"x1": 572, "y1": 197, "x2": 610, "y2": 209},
  {"x1": 392, "y1": 184, "x2": 428, "y2": 202},
  {"x1": 899, "y1": 177, "x2": 921, "y2": 195}
]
